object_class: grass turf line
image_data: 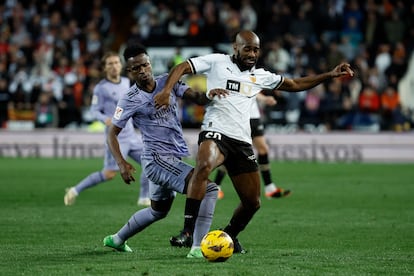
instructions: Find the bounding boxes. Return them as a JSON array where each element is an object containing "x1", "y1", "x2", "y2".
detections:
[{"x1": 0, "y1": 158, "x2": 413, "y2": 275}]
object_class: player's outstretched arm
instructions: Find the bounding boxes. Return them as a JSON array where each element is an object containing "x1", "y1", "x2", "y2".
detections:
[
  {"x1": 278, "y1": 62, "x2": 354, "y2": 92},
  {"x1": 154, "y1": 61, "x2": 193, "y2": 109},
  {"x1": 107, "y1": 124, "x2": 136, "y2": 184}
]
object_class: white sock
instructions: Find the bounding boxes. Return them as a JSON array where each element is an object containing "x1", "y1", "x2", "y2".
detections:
[
  {"x1": 265, "y1": 183, "x2": 277, "y2": 193},
  {"x1": 71, "y1": 187, "x2": 79, "y2": 196}
]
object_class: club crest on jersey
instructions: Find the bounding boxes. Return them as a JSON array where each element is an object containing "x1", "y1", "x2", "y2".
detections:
[
  {"x1": 114, "y1": 106, "x2": 123, "y2": 120},
  {"x1": 249, "y1": 75, "x2": 256, "y2": 83}
]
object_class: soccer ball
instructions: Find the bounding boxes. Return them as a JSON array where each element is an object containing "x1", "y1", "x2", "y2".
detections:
[{"x1": 200, "y1": 230, "x2": 234, "y2": 262}]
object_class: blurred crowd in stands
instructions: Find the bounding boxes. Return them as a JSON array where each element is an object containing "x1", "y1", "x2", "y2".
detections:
[{"x1": 0, "y1": 0, "x2": 413, "y2": 132}]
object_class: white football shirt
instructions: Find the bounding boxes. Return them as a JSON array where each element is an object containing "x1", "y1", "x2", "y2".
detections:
[
  {"x1": 250, "y1": 98, "x2": 260, "y2": 120},
  {"x1": 188, "y1": 54, "x2": 283, "y2": 144}
]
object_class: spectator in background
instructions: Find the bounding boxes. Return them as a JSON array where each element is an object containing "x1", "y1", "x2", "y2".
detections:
[
  {"x1": 133, "y1": 0, "x2": 155, "y2": 21},
  {"x1": 384, "y1": 11, "x2": 405, "y2": 45},
  {"x1": 58, "y1": 82, "x2": 81, "y2": 128},
  {"x1": 375, "y1": 43, "x2": 392, "y2": 75},
  {"x1": 201, "y1": 11, "x2": 225, "y2": 46},
  {"x1": 351, "y1": 84, "x2": 381, "y2": 131},
  {"x1": 317, "y1": 0, "x2": 343, "y2": 44},
  {"x1": 363, "y1": 10, "x2": 386, "y2": 55},
  {"x1": 322, "y1": 78, "x2": 353, "y2": 130},
  {"x1": 263, "y1": 39, "x2": 290, "y2": 73},
  {"x1": 299, "y1": 83, "x2": 325, "y2": 130},
  {"x1": 262, "y1": 1, "x2": 291, "y2": 43},
  {"x1": 218, "y1": 2, "x2": 241, "y2": 42},
  {"x1": 90, "y1": 0, "x2": 112, "y2": 38},
  {"x1": 338, "y1": 35, "x2": 358, "y2": 62},
  {"x1": 167, "y1": 10, "x2": 189, "y2": 46},
  {"x1": 187, "y1": 4, "x2": 204, "y2": 44},
  {"x1": 326, "y1": 41, "x2": 346, "y2": 71},
  {"x1": 385, "y1": 42, "x2": 408, "y2": 87},
  {"x1": 342, "y1": 0, "x2": 364, "y2": 32},
  {"x1": 340, "y1": 16, "x2": 363, "y2": 53},
  {"x1": 0, "y1": 77, "x2": 10, "y2": 128},
  {"x1": 380, "y1": 85, "x2": 409, "y2": 131},
  {"x1": 85, "y1": 27, "x2": 102, "y2": 60},
  {"x1": 287, "y1": 9, "x2": 315, "y2": 46},
  {"x1": 240, "y1": 0, "x2": 257, "y2": 31},
  {"x1": 34, "y1": 91, "x2": 58, "y2": 128}
]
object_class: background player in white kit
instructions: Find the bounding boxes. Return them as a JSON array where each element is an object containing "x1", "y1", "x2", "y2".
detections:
[
  {"x1": 102, "y1": 44, "x2": 228, "y2": 258},
  {"x1": 214, "y1": 93, "x2": 291, "y2": 200},
  {"x1": 64, "y1": 52, "x2": 150, "y2": 207},
  {"x1": 154, "y1": 30, "x2": 354, "y2": 253}
]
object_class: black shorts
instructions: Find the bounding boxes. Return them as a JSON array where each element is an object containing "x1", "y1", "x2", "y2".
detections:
[
  {"x1": 250, "y1": 118, "x2": 264, "y2": 138},
  {"x1": 198, "y1": 131, "x2": 258, "y2": 176}
]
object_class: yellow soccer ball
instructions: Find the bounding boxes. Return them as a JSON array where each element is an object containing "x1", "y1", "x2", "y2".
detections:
[{"x1": 200, "y1": 230, "x2": 234, "y2": 262}]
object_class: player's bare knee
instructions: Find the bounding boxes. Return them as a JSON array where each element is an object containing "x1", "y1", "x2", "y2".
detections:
[
  {"x1": 195, "y1": 161, "x2": 214, "y2": 180},
  {"x1": 103, "y1": 170, "x2": 117, "y2": 180}
]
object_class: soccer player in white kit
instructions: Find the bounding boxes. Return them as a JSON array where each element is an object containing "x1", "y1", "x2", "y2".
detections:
[
  {"x1": 155, "y1": 30, "x2": 354, "y2": 253},
  {"x1": 102, "y1": 44, "x2": 228, "y2": 258},
  {"x1": 64, "y1": 51, "x2": 150, "y2": 207}
]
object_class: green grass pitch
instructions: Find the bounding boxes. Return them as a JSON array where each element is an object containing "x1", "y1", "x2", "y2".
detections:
[{"x1": 0, "y1": 158, "x2": 413, "y2": 275}]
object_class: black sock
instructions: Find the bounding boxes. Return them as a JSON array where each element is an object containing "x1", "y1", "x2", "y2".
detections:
[
  {"x1": 223, "y1": 219, "x2": 247, "y2": 239},
  {"x1": 223, "y1": 205, "x2": 258, "y2": 239},
  {"x1": 183, "y1": 198, "x2": 201, "y2": 234},
  {"x1": 258, "y1": 154, "x2": 273, "y2": 186}
]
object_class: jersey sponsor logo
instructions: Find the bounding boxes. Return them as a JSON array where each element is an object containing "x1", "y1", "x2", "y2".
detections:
[
  {"x1": 205, "y1": 131, "x2": 222, "y2": 140},
  {"x1": 226, "y1": 80, "x2": 240, "y2": 92},
  {"x1": 114, "y1": 106, "x2": 123, "y2": 120},
  {"x1": 226, "y1": 80, "x2": 254, "y2": 96}
]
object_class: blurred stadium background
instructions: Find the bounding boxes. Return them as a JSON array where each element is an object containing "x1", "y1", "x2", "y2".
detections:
[{"x1": 1, "y1": 0, "x2": 414, "y2": 162}]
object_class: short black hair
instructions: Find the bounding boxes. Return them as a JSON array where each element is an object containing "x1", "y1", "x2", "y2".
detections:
[{"x1": 123, "y1": 43, "x2": 148, "y2": 61}]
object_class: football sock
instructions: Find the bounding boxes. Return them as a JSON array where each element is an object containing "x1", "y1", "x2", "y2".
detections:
[
  {"x1": 193, "y1": 182, "x2": 218, "y2": 247},
  {"x1": 265, "y1": 183, "x2": 277, "y2": 193},
  {"x1": 183, "y1": 198, "x2": 202, "y2": 234},
  {"x1": 117, "y1": 207, "x2": 167, "y2": 241},
  {"x1": 214, "y1": 168, "x2": 226, "y2": 186},
  {"x1": 223, "y1": 206, "x2": 258, "y2": 238},
  {"x1": 258, "y1": 154, "x2": 274, "y2": 186},
  {"x1": 74, "y1": 171, "x2": 105, "y2": 193}
]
